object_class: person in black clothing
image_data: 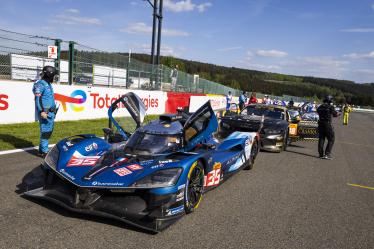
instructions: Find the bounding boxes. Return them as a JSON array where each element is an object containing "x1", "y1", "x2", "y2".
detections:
[{"x1": 317, "y1": 95, "x2": 338, "y2": 160}]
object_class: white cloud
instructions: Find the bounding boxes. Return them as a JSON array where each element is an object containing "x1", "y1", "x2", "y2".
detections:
[
  {"x1": 67, "y1": 8, "x2": 80, "y2": 14},
  {"x1": 340, "y1": 28, "x2": 374, "y2": 33},
  {"x1": 127, "y1": 43, "x2": 178, "y2": 56},
  {"x1": 196, "y1": 2, "x2": 212, "y2": 12},
  {"x1": 164, "y1": 0, "x2": 212, "y2": 13},
  {"x1": 120, "y1": 22, "x2": 189, "y2": 36},
  {"x1": 217, "y1": 46, "x2": 242, "y2": 52},
  {"x1": 300, "y1": 56, "x2": 349, "y2": 67},
  {"x1": 256, "y1": 49, "x2": 288, "y2": 58},
  {"x1": 52, "y1": 9, "x2": 102, "y2": 26},
  {"x1": 343, "y1": 51, "x2": 374, "y2": 59},
  {"x1": 355, "y1": 69, "x2": 374, "y2": 75}
]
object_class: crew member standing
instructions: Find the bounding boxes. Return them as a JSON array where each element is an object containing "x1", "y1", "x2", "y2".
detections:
[
  {"x1": 343, "y1": 103, "x2": 352, "y2": 125},
  {"x1": 226, "y1": 91, "x2": 233, "y2": 111},
  {"x1": 239, "y1": 91, "x2": 247, "y2": 111},
  {"x1": 32, "y1": 66, "x2": 58, "y2": 157},
  {"x1": 317, "y1": 95, "x2": 338, "y2": 160}
]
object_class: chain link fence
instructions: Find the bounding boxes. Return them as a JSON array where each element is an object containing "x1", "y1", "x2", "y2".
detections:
[
  {"x1": 0, "y1": 28, "x2": 308, "y2": 102},
  {"x1": 0, "y1": 28, "x2": 55, "y2": 81}
]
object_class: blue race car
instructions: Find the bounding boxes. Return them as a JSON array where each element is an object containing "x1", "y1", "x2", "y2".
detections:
[{"x1": 22, "y1": 92, "x2": 260, "y2": 232}]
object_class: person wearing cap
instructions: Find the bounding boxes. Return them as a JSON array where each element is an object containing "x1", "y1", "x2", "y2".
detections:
[
  {"x1": 32, "y1": 66, "x2": 58, "y2": 157},
  {"x1": 316, "y1": 95, "x2": 339, "y2": 160}
]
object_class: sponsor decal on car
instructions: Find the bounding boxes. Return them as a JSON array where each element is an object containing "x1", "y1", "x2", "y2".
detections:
[
  {"x1": 158, "y1": 159, "x2": 174, "y2": 164},
  {"x1": 289, "y1": 123, "x2": 298, "y2": 136},
  {"x1": 152, "y1": 163, "x2": 166, "y2": 169},
  {"x1": 166, "y1": 205, "x2": 184, "y2": 216},
  {"x1": 204, "y1": 162, "x2": 221, "y2": 187},
  {"x1": 59, "y1": 169, "x2": 75, "y2": 181},
  {"x1": 66, "y1": 141, "x2": 74, "y2": 147},
  {"x1": 126, "y1": 164, "x2": 143, "y2": 171},
  {"x1": 92, "y1": 181, "x2": 125, "y2": 186},
  {"x1": 85, "y1": 142, "x2": 98, "y2": 152},
  {"x1": 113, "y1": 167, "x2": 133, "y2": 177},
  {"x1": 67, "y1": 151, "x2": 100, "y2": 167},
  {"x1": 228, "y1": 155, "x2": 246, "y2": 172}
]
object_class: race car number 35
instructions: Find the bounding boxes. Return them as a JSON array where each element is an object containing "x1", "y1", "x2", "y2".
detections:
[{"x1": 204, "y1": 163, "x2": 221, "y2": 187}]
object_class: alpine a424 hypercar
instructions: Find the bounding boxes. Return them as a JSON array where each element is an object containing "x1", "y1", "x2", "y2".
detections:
[{"x1": 22, "y1": 92, "x2": 260, "y2": 232}]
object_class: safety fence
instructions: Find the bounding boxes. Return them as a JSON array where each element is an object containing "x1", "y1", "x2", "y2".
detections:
[{"x1": 0, "y1": 28, "x2": 306, "y2": 101}]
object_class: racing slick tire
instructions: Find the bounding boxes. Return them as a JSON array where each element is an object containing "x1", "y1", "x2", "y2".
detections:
[
  {"x1": 184, "y1": 161, "x2": 205, "y2": 214},
  {"x1": 244, "y1": 140, "x2": 258, "y2": 170}
]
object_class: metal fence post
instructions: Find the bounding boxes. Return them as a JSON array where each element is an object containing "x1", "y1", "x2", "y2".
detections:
[
  {"x1": 54, "y1": 39, "x2": 61, "y2": 83},
  {"x1": 68, "y1": 41, "x2": 75, "y2": 85}
]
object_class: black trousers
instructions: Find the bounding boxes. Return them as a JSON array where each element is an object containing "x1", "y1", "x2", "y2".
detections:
[{"x1": 318, "y1": 122, "x2": 335, "y2": 156}]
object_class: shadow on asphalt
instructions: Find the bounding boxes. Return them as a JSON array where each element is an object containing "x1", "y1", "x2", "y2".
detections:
[
  {"x1": 15, "y1": 166, "x2": 157, "y2": 235},
  {"x1": 21, "y1": 197, "x2": 156, "y2": 234},
  {"x1": 0, "y1": 134, "x2": 39, "y2": 157},
  {"x1": 285, "y1": 149, "x2": 319, "y2": 159}
]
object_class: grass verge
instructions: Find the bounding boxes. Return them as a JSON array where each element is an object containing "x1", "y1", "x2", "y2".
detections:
[{"x1": 0, "y1": 115, "x2": 159, "y2": 151}]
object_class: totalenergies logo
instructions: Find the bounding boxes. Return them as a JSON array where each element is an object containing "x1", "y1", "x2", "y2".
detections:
[{"x1": 54, "y1": 90, "x2": 87, "y2": 112}]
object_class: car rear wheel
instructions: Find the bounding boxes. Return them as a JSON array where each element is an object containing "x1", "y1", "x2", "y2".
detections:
[
  {"x1": 184, "y1": 161, "x2": 204, "y2": 214},
  {"x1": 244, "y1": 141, "x2": 258, "y2": 170}
]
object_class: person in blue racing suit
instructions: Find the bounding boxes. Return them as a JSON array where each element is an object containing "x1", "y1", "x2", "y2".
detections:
[{"x1": 32, "y1": 66, "x2": 58, "y2": 157}]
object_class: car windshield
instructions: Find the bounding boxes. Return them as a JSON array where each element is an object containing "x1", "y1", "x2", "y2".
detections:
[
  {"x1": 242, "y1": 106, "x2": 284, "y2": 119},
  {"x1": 288, "y1": 110, "x2": 300, "y2": 119},
  {"x1": 124, "y1": 131, "x2": 181, "y2": 155}
]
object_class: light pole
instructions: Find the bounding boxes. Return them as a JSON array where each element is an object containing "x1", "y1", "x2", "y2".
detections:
[{"x1": 144, "y1": 0, "x2": 163, "y2": 88}]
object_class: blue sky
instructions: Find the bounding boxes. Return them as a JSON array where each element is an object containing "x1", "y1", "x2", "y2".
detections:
[{"x1": 1, "y1": 0, "x2": 374, "y2": 82}]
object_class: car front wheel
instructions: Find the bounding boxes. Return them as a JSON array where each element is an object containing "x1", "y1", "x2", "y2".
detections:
[{"x1": 184, "y1": 161, "x2": 204, "y2": 214}]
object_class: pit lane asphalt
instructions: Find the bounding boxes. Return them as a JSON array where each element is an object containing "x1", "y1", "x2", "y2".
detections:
[{"x1": 0, "y1": 112, "x2": 373, "y2": 249}]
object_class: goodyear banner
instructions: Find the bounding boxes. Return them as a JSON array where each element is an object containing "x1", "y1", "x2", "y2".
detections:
[{"x1": 0, "y1": 80, "x2": 167, "y2": 124}]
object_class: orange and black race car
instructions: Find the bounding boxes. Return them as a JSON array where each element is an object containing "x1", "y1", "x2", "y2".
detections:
[{"x1": 220, "y1": 104, "x2": 319, "y2": 152}]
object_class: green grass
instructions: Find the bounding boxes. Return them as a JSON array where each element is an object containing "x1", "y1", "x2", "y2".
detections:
[{"x1": 0, "y1": 115, "x2": 159, "y2": 151}]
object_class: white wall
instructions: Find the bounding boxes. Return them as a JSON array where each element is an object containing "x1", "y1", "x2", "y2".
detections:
[{"x1": 0, "y1": 80, "x2": 167, "y2": 124}]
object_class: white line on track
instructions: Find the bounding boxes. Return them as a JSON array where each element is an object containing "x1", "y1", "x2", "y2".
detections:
[{"x1": 0, "y1": 144, "x2": 55, "y2": 156}]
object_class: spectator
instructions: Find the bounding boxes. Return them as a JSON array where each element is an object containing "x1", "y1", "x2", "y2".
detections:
[
  {"x1": 288, "y1": 98, "x2": 294, "y2": 107},
  {"x1": 170, "y1": 65, "x2": 179, "y2": 91},
  {"x1": 263, "y1": 95, "x2": 272, "y2": 105},
  {"x1": 248, "y1": 92, "x2": 257, "y2": 104},
  {"x1": 239, "y1": 91, "x2": 247, "y2": 111},
  {"x1": 226, "y1": 91, "x2": 233, "y2": 111}
]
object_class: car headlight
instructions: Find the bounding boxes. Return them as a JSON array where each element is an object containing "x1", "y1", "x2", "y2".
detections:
[
  {"x1": 44, "y1": 145, "x2": 60, "y2": 169},
  {"x1": 130, "y1": 168, "x2": 182, "y2": 188}
]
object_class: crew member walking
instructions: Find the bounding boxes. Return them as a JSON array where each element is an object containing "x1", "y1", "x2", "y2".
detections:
[
  {"x1": 343, "y1": 103, "x2": 352, "y2": 125},
  {"x1": 239, "y1": 91, "x2": 247, "y2": 111},
  {"x1": 316, "y1": 95, "x2": 338, "y2": 160},
  {"x1": 32, "y1": 66, "x2": 58, "y2": 157}
]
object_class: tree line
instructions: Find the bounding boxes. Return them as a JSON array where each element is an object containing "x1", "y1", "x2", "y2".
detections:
[{"x1": 129, "y1": 53, "x2": 374, "y2": 107}]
